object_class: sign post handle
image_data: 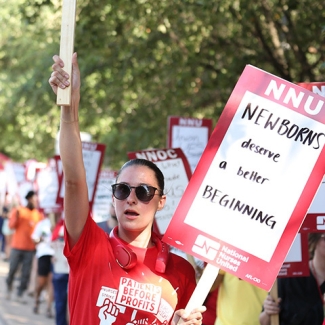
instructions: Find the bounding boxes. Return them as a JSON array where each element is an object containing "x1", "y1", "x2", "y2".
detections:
[
  {"x1": 56, "y1": 0, "x2": 77, "y2": 106},
  {"x1": 270, "y1": 280, "x2": 280, "y2": 325},
  {"x1": 177, "y1": 263, "x2": 219, "y2": 324}
]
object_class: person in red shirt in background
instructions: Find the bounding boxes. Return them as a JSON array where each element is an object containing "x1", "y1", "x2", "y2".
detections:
[{"x1": 6, "y1": 190, "x2": 43, "y2": 302}]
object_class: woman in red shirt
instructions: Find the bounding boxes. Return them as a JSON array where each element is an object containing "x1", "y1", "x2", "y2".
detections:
[{"x1": 48, "y1": 53, "x2": 206, "y2": 325}]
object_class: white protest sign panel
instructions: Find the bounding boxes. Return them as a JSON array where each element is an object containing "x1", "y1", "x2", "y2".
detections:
[
  {"x1": 18, "y1": 180, "x2": 34, "y2": 206},
  {"x1": 0, "y1": 155, "x2": 10, "y2": 206},
  {"x1": 278, "y1": 232, "x2": 309, "y2": 278},
  {"x1": 168, "y1": 117, "x2": 212, "y2": 173},
  {"x1": 163, "y1": 65, "x2": 325, "y2": 291},
  {"x1": 92, "y1": 169, "x2": 117, "y2": 223},
  {"x1": 5, "y1": 161, "x2": 26, "y2": 186},
  {"x1": 128, "y1": 148, "x2": 192, "y2": 234},
  {"x1": 3, "y1": 161, "x2": 27, "y2": 202},
  {"x1": 58, "y1": 142, "x2": 106, "y2": 208},
  {"x1": 36, "y1": 158, "x2": 62, "y2": 213}
]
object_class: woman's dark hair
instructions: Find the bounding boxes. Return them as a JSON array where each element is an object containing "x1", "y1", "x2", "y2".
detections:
[
  {"x1": 308, "y1": 233, "x2": 324, "y2": 259},
  {"x1": 116, "y1": 159, "x2": 165, "y2": 195}
]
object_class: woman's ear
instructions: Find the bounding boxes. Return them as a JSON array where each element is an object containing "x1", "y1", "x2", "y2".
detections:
[
  {"x1": 111, "y1": 196, "x2": 117, "y2": 209},
  {"x1": 157, "y1": 195, "x2": 166, "y2": 211}
]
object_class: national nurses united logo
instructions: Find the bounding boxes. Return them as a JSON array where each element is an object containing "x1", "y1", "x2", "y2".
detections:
[{"x1": 192, "y1": 235, "x2": 220, "y2": 261}]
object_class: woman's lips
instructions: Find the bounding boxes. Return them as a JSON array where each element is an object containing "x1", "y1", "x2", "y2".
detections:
[{"x1": 124, "y1": 209, "x2": 139, "y2": 219}]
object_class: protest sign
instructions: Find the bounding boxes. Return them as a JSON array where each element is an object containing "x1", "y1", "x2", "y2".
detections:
[
  {"x1": 163, "y1": 65, "x2": 325, "y2": 292},
  {"x1": 128, "y1": 148, "x2": 192, "y2": 234},
  {"x1": 297, "y1": 82, "x2": 325, "y2": 97},
  {"x1": 57, "y1": 142, "x2": 106, "y2": 208},
  {"x1": 298, "y1": 81, "x2": 325, "y2": 232},
  {"x1": 167, "y1": 117, "x2": 212, "y2": 173},
  {"x1": 296, "y1": 81, "x2": 325, "y2": 233},
  {"x1": 278, "y1": 232, "x2": 309, "y2": 278},
  {"x1": 0, "y1": 170, "x2": 6, "y2": 207},
  {"x1": 17, "y1": 180, "x2": 34, "y2": 206},
  {"x1": 25, "y1": 159, "x2": 44, "y2": 181},
  {"x1": 0, "y1": 153, "x2": 10, "y2": 170},
  {"x1": 2, "y1": 161, "x2": 23, "y2": 202},
  {"x1": 35, "y1": 158, "x2": 62, "y2": 213},
  {"x1": 300, "y1": 212, "x2": 325, "y2": 233},
  {"x1": 6, "y1": 162, "x2": 26, "y2": 184},
  {"x1": 0, "y1": 154, "x2": 10, "y2": 206},
  {"x1": 92, "y1": 169, "x2": 117, "y2": 223},
  {"x1": 2, "y1": 161, "x2": 37, "y2": 206},
  {"x1": 53, "y1": 155, "x2": 63, "y2": 175},
  {"x1": 278, "y1": 190, "x2": 322, "y2": 278},
  {"x1": 279, "y1": 173, "x2": 325, "y2": 278}
]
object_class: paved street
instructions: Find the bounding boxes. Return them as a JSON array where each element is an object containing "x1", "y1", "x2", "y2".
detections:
[{"x1": 0, "y1": 258, "x2": 56, "y2": 325}]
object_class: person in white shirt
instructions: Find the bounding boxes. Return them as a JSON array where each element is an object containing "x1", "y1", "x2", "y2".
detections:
[{"x1": 31, "y1": 214, "x2": 55, "y2": 318}]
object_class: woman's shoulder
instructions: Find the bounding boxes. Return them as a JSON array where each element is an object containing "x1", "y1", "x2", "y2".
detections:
[
  {"x1": 65, "y1": 216, "x2": 113, "y2": 267},
  {"x1": 66, "y1": 215, "x2": 111, "y2": 253}
]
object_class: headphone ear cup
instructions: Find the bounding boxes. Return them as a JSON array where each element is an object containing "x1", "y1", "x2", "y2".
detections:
[
  {"x1": 114, "y1": 245, "x2": 138, "y2": 269},
  {"x1": 109, "y1": 227, "x2": 137, "y2": 270},
  {"x1": 152, "y1": 233, "x2": 169, "y2": 273},
  {"x1": 109, "y1": 227, "x2": 169, "y2": 273}
]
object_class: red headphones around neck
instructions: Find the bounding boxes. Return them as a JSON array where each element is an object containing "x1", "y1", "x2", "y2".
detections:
[{"x1": 109, "y1": 226, "x2": 169, "y2": 273}]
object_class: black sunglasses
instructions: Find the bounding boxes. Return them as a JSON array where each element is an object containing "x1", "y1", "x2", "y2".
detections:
[{"x1": 111, "y1": 183, "x2": 161, "y2": 202}]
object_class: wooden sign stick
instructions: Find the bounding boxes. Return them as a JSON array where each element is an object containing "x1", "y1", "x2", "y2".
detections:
[
  {"x1": 177, "y1": 263, "x2": 220, "y2": 324},
  {"x1": 56, "y1": 0, "x2": 77, "y2": 106},
  {"x1": 270, "y1": 280, "x2": 280, "y2": 325}
]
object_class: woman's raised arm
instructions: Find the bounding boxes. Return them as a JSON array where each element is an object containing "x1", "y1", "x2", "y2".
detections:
[{"x1": 49, "y1": 53, "x2": 89, "y2": 248}]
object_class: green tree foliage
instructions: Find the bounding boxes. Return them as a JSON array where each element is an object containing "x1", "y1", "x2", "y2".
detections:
[{"x1": 0, "y1": 0, "x2": 324, "y2": 169}]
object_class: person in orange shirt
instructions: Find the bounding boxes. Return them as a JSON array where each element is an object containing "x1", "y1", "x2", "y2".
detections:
[{"x1": 6, "y1": 190, "x2": 43, "y2": 302}]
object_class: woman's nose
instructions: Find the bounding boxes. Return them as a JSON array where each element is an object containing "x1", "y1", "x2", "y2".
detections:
[{"x1": 126, "y1": 187, "x2": 137, "y2": 203}]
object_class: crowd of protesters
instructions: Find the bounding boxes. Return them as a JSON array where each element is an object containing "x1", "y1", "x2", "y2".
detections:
[
  {"x1": 0, "y1": 190, "x2": 65, "y2": 323},
  {"x1": 0, "y1": 187, "x2": 324, "y2": 325},
  {"x1": 0, "y1": 189, "x2": 120, "y2": 325},
  {"x1": 0, "y1": 186, "x2": 325, "y2": 325}
]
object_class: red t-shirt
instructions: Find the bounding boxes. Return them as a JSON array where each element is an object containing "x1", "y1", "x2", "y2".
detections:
[{"x1": 64, "y1": 216, "x2": 196, "y2": 325}]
